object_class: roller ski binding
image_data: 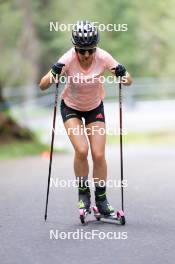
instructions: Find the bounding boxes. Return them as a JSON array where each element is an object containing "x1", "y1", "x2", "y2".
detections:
[
  {"x1": 93, "y1": 197, "x2": 125, "y2": 225},
  {"x1": 93, "y1": 206, "x2": 125, "y2": 225}
]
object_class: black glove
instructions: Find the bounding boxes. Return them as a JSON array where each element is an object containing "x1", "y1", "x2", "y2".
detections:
[
  {"x1": 115, "y1": 64, "x2": 126, "y2": 77},
  {"x1": 51, "y1": 62, "x2": 65, "y2": 77}
]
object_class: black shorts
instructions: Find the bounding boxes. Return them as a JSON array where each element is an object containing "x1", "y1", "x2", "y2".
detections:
[{"x1": 60, "y1": 100, "x2": 105, "y2": 125}]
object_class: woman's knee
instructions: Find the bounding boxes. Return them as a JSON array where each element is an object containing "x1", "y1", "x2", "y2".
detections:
[
  {"x1": 92, "y1": 151, "x2": 105, "y2": 164},
  {"x1": 75, "y1": 145, "x2": 89, "y2": 160}
]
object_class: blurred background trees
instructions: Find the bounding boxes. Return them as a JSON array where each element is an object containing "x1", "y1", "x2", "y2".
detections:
[
  {"x1": 0, "y1": 0, "x2": 174, "y2": 146},
  {"x1": 1, "y1": 0, "x2": 174, "y2": 88}
]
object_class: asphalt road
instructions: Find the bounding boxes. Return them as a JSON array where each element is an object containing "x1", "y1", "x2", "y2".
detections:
[{"x1": 0, "y1": 145, "x2": 175, "y2": 264}]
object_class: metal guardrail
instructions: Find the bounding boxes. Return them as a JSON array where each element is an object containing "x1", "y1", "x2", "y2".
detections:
[{"x1": 1, "y1": 78, "x2": 175, "y2": 110}]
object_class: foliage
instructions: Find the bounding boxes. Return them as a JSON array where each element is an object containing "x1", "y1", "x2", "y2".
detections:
[{"x1": 0, "y1": 0, "x2": 174, "y2": 88}]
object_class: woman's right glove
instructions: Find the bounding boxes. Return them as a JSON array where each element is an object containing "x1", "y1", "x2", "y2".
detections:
[{"x1": 51, "y1": 62, "x2": 65, "y2": 77}]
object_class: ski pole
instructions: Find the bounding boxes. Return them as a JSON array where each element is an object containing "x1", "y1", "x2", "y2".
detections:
[
  {"x1": 119, "y1": 81, "x2": 124, "y2": 212},
  {"x1": 44, "y1": 63, "x2": 65, "y2": 221},
  {"x1": 44, "y1": 82, "x2": 59, "y2": 221}
]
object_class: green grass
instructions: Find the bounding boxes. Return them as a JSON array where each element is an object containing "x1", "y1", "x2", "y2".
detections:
[
  {"x1": 0, "y1": 140, "x2": 66, "y2": 160},
  {"x1": 1, "y1": 132, "x2": 174, "y2": 160},
  {"x1": 107, "y1": 132, "x2": 175, "y2": 145}
]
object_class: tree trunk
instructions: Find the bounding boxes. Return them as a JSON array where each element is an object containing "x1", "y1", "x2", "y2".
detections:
[{"x1": 19, "y1": 0, "x2": 40, "y2": 102}]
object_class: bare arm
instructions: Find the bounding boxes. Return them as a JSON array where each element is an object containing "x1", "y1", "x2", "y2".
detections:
[
  {"x1": 39, "y1": 63, "x2": 65, "y2": 91},
  {"x1": 39, "y1": 70, "x2": 54, "y2": 91},
  {"x1": 121, "y1": 72, "x2": 133, "y2": 86}
]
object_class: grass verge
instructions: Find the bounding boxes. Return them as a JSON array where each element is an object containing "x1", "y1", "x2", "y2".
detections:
[
  {"x1": 0, "y1": 140, "x2": 66, "y2": 160},
  {"x1": 107, "y1": 131, "x2": 175, "y2": 145}
]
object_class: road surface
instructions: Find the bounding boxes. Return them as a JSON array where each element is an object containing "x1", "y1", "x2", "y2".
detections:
[{"x1": 0, "y1": 145, "x2": 175, "y2": 264}]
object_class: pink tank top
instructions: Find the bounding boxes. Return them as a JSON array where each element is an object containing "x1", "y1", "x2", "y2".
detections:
[{"x1": 58, "y1": 47, "x2": 118, "y2": 111}]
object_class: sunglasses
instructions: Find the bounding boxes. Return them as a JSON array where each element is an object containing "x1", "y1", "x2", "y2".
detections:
[{"x1": 75, "y1": 48, "x2": 96, "y2": 55}]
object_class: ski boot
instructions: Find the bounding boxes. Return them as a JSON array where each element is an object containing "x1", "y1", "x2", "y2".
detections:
[
  {"x1": 95, "y1": 197, "x2": 115, "y2": 216},
  {"x1": 79, "y1": 188, "x2": 91, "y2": 224}
]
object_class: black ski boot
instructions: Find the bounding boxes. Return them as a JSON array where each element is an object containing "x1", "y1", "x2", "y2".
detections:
[{"x1": 95, "y1": 187, "x2": 114, "y2": 216}]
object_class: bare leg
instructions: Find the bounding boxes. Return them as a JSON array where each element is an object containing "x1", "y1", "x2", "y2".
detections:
[
  {"x1": 64, "y1": 118, "x2": 89, "y2": 177},
  {"x1": 86, "y1": 122, "x2": 107, "y2": 183},
  {"x1": 64, "y1": 118, "x2": 91, "y2": 210}
]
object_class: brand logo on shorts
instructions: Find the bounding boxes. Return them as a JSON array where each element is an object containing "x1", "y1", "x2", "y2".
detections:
[
  {"x1": 96, "y1": 113, "x2": 104, "y2": 119},
  {"x1": 66, "y1": 113, "x2": 77, "y2": 117}
]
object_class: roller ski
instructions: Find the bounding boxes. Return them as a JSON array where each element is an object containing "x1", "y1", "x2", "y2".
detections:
[
  {"x1": 93, "y1": 206, "x2": 125, "y2": 225},
  {"x1": 78, "y1": 188, "x2": 91, "y2": 224},
  {"x1": 93, "y1": 192, "x2": 125, "y2": 225}
]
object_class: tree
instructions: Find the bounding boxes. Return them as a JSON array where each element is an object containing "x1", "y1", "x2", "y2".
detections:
[{"x1": 0, "y1": 1, "x2": 35, "y2": 141}]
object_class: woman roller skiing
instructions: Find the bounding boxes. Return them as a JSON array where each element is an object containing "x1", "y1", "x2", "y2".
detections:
[{"x1": 40, "y1": 20, "x2": 132, "y2": 223}]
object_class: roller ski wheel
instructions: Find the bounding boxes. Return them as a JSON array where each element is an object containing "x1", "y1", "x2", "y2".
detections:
[
  {"x1": 92, "y1": 206, "x2": 101, "y2": 221},
  {"x1": 117, "y1": 210, "x2": 126, "y2": 225},
  {"x1": 79, "y1": 208, "x2": 91, "y2": 224},
  {"x1": 93, "y1": 206, "x2": 126, "y2": 225},
  {"x1": 93, "y1": 206, "x2": 116, "y2": 221}
]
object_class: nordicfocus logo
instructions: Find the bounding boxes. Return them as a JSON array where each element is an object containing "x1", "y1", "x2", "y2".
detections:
[
  {"x1": 50, "y1": 229, "x2": 128, "y2": 240},
  {"x1": 50, "y1": 73, "x2": 127, "y2": 85},
  {"x1": 50, "y1": 178, "x2": 128, "y2": 189},
  {"x1": 51, "y1": 125, "x2": 127, "y2": 137},
  {"x1": 49, "y1": 22, "x2": 128, "y2": 32}
]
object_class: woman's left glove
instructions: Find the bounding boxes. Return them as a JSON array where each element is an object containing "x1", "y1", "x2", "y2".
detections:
[{"x1": 115, "y1": 64, "x2": 126, "y2": 77}]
